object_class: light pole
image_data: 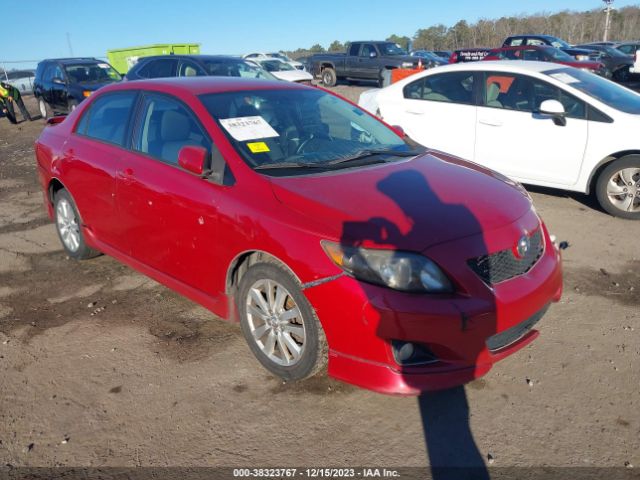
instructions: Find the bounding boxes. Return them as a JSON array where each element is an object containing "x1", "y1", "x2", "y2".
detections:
[{"x1": 603, "y1": 0, "x2": 614, "y2": 42}]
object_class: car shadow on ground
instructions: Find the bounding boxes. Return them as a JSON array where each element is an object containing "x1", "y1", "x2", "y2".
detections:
[{"x1": 339, "y1": 168, "x2": 494, "y2": 478}]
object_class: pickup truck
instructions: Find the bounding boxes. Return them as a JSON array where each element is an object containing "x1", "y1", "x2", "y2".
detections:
[{"x1": 310, "y1": 41, "x2": 421, "y2": 87}]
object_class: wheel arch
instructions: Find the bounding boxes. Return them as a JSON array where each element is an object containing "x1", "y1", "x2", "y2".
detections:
[
  {"x1": 587, "y1": 150, "x2": 640, "y2": 194},
  {"x1": 225, "y1": 250, "x2": 302, "y2": 297},
  {"x1": 48, "y1": 177, "x2": 67, "y2": 205},
  {"x1": 320, "y1": 62, "x2": 335, "y2": 71}
]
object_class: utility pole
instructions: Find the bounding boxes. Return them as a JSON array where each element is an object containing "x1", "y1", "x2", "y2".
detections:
[
  {"x1": 603, "y1": 0, "x2": 614, "y2": 42},
  {"x1": 66, "y1": 32, "x2": 74, "y2": 57}
]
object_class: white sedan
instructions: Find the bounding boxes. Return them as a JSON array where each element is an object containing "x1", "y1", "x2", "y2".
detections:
[
  {"x1": 359, "y1": 61, "x2": 640, "y2": 219},
  {"x1": 249, "y1": 58, "x2": 313, "y2": 83},
  {"x1": 243, "y1": 52, "x2": 305, "y2": 71}
]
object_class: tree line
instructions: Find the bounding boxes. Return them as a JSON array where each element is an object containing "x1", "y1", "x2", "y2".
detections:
[{"x1": 286, "y1": 5, "x2": 640, "y2": 58}]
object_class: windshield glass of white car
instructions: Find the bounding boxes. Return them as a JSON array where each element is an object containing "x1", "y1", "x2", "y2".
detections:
[{"x1": 548, "y1": 68, "x2": 640, "y2": 114}]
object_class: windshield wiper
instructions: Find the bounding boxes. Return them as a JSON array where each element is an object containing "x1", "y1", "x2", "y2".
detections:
[
  {"x1": 253, "y1": 150, "x2": 420, "y2": 171},
  {"x1": 325, "y1": 149, "x2": 419, "y2": 166}
]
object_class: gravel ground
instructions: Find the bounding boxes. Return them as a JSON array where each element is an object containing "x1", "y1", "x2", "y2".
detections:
[{"x1": 0, "y1": 93, "x2": 638, "y2": 472}]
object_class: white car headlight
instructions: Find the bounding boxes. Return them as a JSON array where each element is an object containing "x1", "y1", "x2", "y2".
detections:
[
  {"x1": 322, "y1": 241, "x2": 453, "y2": 293},
  {"x1": 401, "y1": 62, "x2": 414, "y2": 68}
]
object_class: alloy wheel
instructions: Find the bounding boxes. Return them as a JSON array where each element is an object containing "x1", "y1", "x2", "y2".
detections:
[
  {"x1": 56, "y1": 198, "x2": 81, "y2": 252},
  {"x1": 245, "y1": 279, "x2": 306, "y2": 366},
  {"x1": 606, "y1": 167, "x2": 640, "y2": 213}
]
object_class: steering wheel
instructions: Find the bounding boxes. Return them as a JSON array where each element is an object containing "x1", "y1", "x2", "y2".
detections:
[{"x1": 295, "y1": 133, "x2": 334, "y2": 155}]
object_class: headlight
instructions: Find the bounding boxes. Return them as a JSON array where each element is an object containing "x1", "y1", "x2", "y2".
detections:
[
  {"x1": 401, "y1": 62, "x2": 414, "y2": 68},
  {"x1": 576, "y1": 55, "x2": 588, "y2": 61},
  {"x1": 322, "y1": 241, "x2": 453, "y2": 293}
]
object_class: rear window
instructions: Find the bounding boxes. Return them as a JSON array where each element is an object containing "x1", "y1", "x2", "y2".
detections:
[{"x1": 76, "y1": 92, "x2": 137, "y2": 147}]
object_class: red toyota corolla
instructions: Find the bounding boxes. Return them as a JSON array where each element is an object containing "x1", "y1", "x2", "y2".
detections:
[{"x1": 35, "y1": 77, "x2": 563, "y2": 395}]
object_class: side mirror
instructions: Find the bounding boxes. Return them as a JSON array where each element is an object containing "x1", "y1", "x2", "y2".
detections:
[
  {"x1": 52, "y1": 77, "x2": 65, "y2": 85},
  {"x1": 538, "y1": 99, "x2": 566, "y2": 126},
  {"x1": 369, "y1": 51, "x2": 378, "y2": 58},
  {"x1": 178, "y1": 145, "x2": 208, "y2": 176}
]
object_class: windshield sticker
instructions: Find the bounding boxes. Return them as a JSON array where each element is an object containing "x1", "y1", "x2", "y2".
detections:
[
  {"x1": 219, "y1": 116, "x2": 279, "y2": 141},
  {"x1": 247, "y1": 141, "x2": 270, "y2": 153},
  {"x1": 550, "y1": 72, "x2": 580, "y2": 84},
  {"x1": 98, "y1": 63, "x2": 111, "y2": 69}
]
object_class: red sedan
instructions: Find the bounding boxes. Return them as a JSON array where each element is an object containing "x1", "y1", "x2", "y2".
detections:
[
  {"x1": 35, "y1": 77, "x2": 563, "y2": 395},
  {"x1": 484, "y1": 45, "x2": 608, "y2": 77}
]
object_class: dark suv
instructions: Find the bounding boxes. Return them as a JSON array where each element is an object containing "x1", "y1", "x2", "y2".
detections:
[
  {"x1": 124, "y1": 55, "x2": 275, "y2": 81},
  {"x1": 502, "y1": 35, "x2": 596, "y2": 61},
  {"x1": 33, "y1": 58, "x2": 121, "y2": 118}
]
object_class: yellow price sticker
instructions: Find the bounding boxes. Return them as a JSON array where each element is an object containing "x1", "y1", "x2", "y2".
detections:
[{"x1": 247, "y1": 141, "x2": 270, "y2": 153}]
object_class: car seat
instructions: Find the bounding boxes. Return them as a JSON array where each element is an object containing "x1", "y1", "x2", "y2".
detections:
[
  {"x1": 158, "y1": 110, "x2": 192, "y2": 164},
  {"x1": 486, "y1": 82, "x2": 502, "y2": 107}
]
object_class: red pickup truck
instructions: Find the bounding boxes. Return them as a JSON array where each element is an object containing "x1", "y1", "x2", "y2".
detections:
[{"x1": 483, "y1": 45, "x2": 609, "y2": 77}]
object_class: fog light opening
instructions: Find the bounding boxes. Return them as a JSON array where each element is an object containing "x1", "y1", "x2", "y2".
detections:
[{"x1": 391, "y1": 340, "x2": 439, "y2": 366}]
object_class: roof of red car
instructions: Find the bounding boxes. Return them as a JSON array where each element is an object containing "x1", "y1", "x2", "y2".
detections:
[{"x1": 105, "y1": 77, "x2": 305, "y2": 96}]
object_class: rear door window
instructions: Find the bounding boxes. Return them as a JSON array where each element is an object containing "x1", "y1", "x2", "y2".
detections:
[
  {"x1": 138, "y1": 59, "x2": 178, "y2": 79},
  {"x1": 76, "y1": 92, "x2": 137, "y2": 147},
  {"x1": 403, "y1": 72, "x2": 475, "y2": 105},
  {"x1": 348, "y1": 43, "x2": 361, "y2": 56}
]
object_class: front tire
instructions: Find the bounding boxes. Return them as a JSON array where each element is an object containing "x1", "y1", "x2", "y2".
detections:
[
  {"x1": 238, "y1": 262, "x2": 327, "y2": 381},
  {"x1": 53, "y1": 189, "x2": 100, "y2": 259},
  {"x1": 595, "y1": 156, "x2": 640, "y2": 219},
  {"x1": 38, "y1": 97, "x2": 52, "y2": 120}
]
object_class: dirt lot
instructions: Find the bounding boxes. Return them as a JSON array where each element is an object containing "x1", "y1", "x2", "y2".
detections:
[{"x1": 0, "y1": 93, "x2": 638, "y2": 471}]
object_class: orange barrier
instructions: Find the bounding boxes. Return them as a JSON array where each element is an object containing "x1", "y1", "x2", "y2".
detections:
[{"x1": 391, "y1": 68, "x2": 424, "y2": 84}]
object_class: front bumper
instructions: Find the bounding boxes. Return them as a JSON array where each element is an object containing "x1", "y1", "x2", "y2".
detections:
[{"x1": 304, "y1": 217, "x2": 563, "y2": 396}]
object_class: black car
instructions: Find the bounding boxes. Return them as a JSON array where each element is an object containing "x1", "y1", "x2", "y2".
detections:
[
  {"x1": 574, "y1": 44, "x2": 635, "y2": 81},
  {"x1": 33, "y1": 58, "x2": 121, "y2": 118},
  {"x1": 410, "y1": 50, "x2": 448, "y2": 67},
  {"x1": 502, "y1": 35, "x2": 596, "y2": 61},
  {"x1": 124, "y1": 55, "x2": 276, "y2": 81}
]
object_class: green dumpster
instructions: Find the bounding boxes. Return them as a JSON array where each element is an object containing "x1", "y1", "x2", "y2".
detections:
[{"x1": 107, "y1": 43, "x2": 201, "y2": 74}]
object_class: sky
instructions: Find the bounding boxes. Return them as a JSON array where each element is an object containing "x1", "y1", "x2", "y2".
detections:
[{"x1": 1, "y1": 0, "x2": 638, "y2": 70}]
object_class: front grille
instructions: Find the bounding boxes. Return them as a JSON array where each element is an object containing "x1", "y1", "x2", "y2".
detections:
[
  {"x1": 487, "y1": 304, "x2": 549, "y2": 352},
  {"x1": 467, "y1": 229, "x2": 544, "y2": 285}
]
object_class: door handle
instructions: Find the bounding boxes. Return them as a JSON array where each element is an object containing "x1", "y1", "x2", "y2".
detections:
[
  {"x1": 405, "y1": 109, "x2": 424, "y2": 115},
  {"x1": 479, "y1": 118, "x2": 503, "y2": 127}
]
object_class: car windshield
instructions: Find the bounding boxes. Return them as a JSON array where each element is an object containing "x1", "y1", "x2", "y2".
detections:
[
  {"x1": 548, "y1": 37, "x2": 571, "y2": 49},
  {"x1": 268, "y1": 53, "x2": 290, "y2": 61},
  {"x1": 199, "y1": 88, "x2": 414, "y2": 175},
  {"x1": 547, "y1": 67, "x2": 640, "y2": 114},
  {"x1": 259, "y1": 60, "x2": 295, "y2": 72},
  {"x1": 200, "y1": 59, "x2": 276, "y2": 80},
  {"x1": 380, "y1": 43, "x2": 407, "y2": 56},
  {"x1": 545, "y1": 48, "x2": 574, "y2": 61},
  {"x1": 64, "y1": 63, "x2": 121, "y2": 83}
]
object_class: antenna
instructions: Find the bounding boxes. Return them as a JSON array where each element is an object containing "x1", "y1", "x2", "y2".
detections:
[
  {"x1": 66, "y1": 32, "x2": 74, "y2": 57},
  {"x1": 603, "y1": 0, "x2": 614, "y2": 42}
]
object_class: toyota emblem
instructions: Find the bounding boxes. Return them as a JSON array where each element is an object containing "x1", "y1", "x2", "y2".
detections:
[{"x1": 516, "y1": 235, "x2": 530, "y2": 259}]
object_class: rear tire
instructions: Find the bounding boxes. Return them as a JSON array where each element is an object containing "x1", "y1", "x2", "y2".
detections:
[
  {"x1": 613, "y1": 66, "x2": 630, "y2": 82},
  {"x1": 321, "y1": 67, "x2": 337, "y2": 87},
  {"x1": 53, "y1": 189, "x2": 100, "y2": 259},
  {"x1": 595, "y1": 156, "x2": 640, "y2": 219},
  {"x1": 238, "y1": 262, "x2": 327, "y2": 381}
]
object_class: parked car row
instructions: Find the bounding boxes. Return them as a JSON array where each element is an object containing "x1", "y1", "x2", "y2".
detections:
[
  {"x1": 33, "y1": 51, "x2": 312, "y2": 118},
  {"x1": 358, "y1": 60, "x2": 640, "y2": 219},
  {"x1": 449, "y1": 35, "x2": 635, "y2": 82}
]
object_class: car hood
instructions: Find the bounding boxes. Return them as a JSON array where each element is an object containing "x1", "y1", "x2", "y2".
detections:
[
  {"x1": 268, "y1": 151, "x2": 532, "y2": 251},
  {"x1": 270, "y1": 70, "x2": 313, "y2": 82}
]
